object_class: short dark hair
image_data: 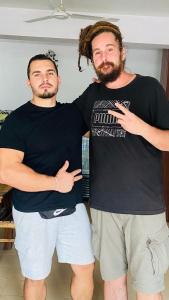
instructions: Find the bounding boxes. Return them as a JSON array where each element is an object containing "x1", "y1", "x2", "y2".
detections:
[
  {"x1": 78, "y1": 21, "x2": 123, "y2": 71},
  {"x1": 27, "y1": 54, "x2": 58, "y2": 79}
]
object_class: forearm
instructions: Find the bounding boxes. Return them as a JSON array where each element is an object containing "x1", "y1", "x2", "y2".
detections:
[
  {"x1": 141, "y1": 123, "x2": 169, "y2": 151},
  {"x1": 0, "y1": 162, "x2": 55, "y2": 192}
]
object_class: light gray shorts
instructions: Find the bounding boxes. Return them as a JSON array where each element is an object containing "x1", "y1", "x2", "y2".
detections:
[
  {"x1": 13, "y1": 203, "x2": 94, "y2": 280},
  {"x1": 91, "y1": 209, "x2": 169, "y2": 294}
]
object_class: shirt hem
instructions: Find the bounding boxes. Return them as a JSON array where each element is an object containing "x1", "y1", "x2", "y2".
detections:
[
  {"x1": 13, "y1": 199, "x2": 83, "y2": 213},
  {"x1": 90, "y1": 205, "x2": 165, "y2": 215}
]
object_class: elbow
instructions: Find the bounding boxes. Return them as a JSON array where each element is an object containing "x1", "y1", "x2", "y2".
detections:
[
  {"x1": 162, "y1": 147, "x2": 169, "y2": 152},
  {"x1": 157, "y1": 143, "x2": 169, "y2": 152},
  {"x1": 0, "y1": 168, "x2": 9, "y2": 185}
]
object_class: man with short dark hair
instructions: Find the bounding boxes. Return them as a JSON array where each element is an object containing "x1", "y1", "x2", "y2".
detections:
[
  {"x1": 75, "y1": 21, "x2": 169, "y2": 300},
  {"x1": 0, "y1": 54, "x2": 94, "y2": 300}
]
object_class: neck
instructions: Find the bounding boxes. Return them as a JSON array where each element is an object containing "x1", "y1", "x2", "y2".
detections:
[
  {"x1": 105, "y1": 71, "x2": 136, "y2": 89},
  {"x1": 31, "y1": 96, "x2": 57, "y2": 108}
]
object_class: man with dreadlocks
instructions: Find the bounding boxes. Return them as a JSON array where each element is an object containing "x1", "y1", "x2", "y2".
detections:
[{"x1": 74, "y1": 21, "x2": 169, "y2": 300}]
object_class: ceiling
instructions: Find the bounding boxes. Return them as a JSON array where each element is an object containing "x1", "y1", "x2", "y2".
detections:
[{"x1": 1, "y1": 0, "x2": 169, "y2": 17}]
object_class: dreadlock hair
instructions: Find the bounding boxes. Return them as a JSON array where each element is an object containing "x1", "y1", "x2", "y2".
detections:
[{"x1": 78, "y1": 21, "x2": 123, "y2": 72}]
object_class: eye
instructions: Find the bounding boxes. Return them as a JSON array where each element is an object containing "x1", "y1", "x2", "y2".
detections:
[
  {"x1": 108, "y1": 48, "x2": 113, "y2": 52},
  {"x1": 94, "y1": 51, "x2": 101, "y2": 57},
  {"x1": 48, "y1": 71, "x2": 55, "y2": 76}
]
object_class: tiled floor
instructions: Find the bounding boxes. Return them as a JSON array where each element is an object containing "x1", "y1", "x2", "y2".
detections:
[{"x1": 0, "y1": 248, "x2": 169, "y2": 299}]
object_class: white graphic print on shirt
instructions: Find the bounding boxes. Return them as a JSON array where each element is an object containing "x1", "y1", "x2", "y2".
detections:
[{"x1": 91, "y1": 100, "x2": 130, "y2": 137}]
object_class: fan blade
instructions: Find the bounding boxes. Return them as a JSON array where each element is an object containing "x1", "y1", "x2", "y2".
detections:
[
  {"x1": 25, "y1": 9, "x2": 119, "y2": 23},
  {"x1": 25, "y1": 10, "x2": 69, "y2": 23},
  {"x1": 25, "y1": 15, "x2": 54, "y2": 23},
  {"x1": 69, "y1": 12, "x2": 119, "y2": 22}
]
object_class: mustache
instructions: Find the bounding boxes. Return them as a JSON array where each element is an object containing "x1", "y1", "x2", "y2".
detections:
[
  {"x1": 97, "y1": 62, "x2": 115, "y2": 70},
  {"x1": 39, "y1": 83, "x2": 53, "y2": 88}
]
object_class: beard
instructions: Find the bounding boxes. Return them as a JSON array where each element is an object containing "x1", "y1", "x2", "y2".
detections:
[
  {"x1": 94, "y1": 60, "x2": 124, "y2": 84},
  {"x1": 38, "y1": 90, "x2": 57, "y2": 99},
  {"x1": 32, "y1": 86, "x2": 58, "y2": 99}
]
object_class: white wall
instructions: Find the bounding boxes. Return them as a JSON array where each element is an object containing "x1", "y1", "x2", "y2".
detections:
[
  {"x1": 1, "y1": 7, "x2": 169, "y2": 48},
  {"x1": 0, "y1": 38, "x2": 162, "y2": 110}
]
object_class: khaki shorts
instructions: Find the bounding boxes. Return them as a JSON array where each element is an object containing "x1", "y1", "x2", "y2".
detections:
[{"x1": 91, "y1": 209, "x2": 169, "y2": 294}]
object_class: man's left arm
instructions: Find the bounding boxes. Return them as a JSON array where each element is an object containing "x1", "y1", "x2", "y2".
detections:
[{"x1": 108, "y1": 102, "x2": 169, "y2": 151}]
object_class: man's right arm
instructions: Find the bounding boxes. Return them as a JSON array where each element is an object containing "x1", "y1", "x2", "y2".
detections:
[{"x1": 0, "y1": 148, "x2": 82, "y2": 193}]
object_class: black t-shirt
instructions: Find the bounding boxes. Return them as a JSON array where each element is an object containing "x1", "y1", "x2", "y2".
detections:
[
  {"x1": 74, "y1": 75, "x2": 169, "y2": 215},
  {"x1": 0, "y1": 101, "x2": 87, "y2": 212}
]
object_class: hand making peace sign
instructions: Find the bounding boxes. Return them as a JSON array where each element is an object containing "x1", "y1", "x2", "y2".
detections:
[{"x1": 108, "y1": 102, "x2": 148, "y2": 136}]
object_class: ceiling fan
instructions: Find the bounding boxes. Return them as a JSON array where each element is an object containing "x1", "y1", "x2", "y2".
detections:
[{"x1": 25, "y1": 0, "x2": 119, "y2": 23}]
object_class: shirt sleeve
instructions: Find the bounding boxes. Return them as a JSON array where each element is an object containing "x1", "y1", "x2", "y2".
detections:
[
  {"x1": 150, "y1": 79, "x2": 169, "y2": 129},
  {"x1": 71, "y1": 103, "x2": 88, "y2": 135},
  {"x1": 74, "y1": 83, "x2": 96, "y2": 129},
  {"x1": 0, "y1": 114, "x2": 25, "y2": 152}
]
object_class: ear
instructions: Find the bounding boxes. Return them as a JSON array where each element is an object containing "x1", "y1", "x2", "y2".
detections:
[
  {"x1": 26, "y1": 79, "x2": 31, "y2": 87},
  {"x1": 57, "y1": 75, "x2": 61, "y2": 87},
  {"x1": 121, "y1": 47, "x2": 126, "y2": 62}
]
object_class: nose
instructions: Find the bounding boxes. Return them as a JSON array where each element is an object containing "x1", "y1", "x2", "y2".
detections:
[
  {"x1": 101, "y1": 51, "x2": 108, "y2": 63},
  {"x1": 42, "y1": 73, "x2": 49, "y2": 82}
]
